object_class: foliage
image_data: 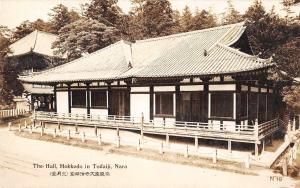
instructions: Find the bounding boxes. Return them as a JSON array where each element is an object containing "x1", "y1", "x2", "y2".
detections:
[
  {"x1": 190, "y1": 9, "x2": 217, "y2": 30},
  {"x1": 180, "y1": 6, "x2": 193, "y2": 32},
  {"x1": 244, "y1": 0, "x2": 300, "y2": 112},
  {"x1": 12, "y1": 20, "x2": 36, "y2": 41},
  {"x1": 0, "y1": 26, "x2": 13, "y2": 105},
  {"x1": 222, "y1": 0, "x2": 243, "y2": 24},
  {"x1": 129, "y1": 0, "x2": 176, "y2": 39},
  {"x1": 84, "y1": 0, "x2": 121, "y2": 26},
  {"x1": 53, "y1": 18, "x2": 120, "y2": 60},
  {"x1": 282, "y1": 85, "x2": 300, "y2": 113},
  {"x1": 48, "y1": 4, "x2": 80, "y2": 34}
]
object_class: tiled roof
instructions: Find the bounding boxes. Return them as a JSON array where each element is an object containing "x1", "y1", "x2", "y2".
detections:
[
  {"x1": 20, "y1": 22, "x2": 273, "y2": 84},
  {"x1": 20, "y1": 41, "x2": 131, "y2": 83},
  {"x1": 8, "y1": 30, "x2": 59, "y2": 57},
  {"x1": 23, "y1": 83, "x2": 53, "y2": 94}
]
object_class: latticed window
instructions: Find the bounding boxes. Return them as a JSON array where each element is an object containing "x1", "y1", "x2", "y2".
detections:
[
  {"x1": 155, "y1": 93, "x2": 174, "y2": 116},
  {"x1": 71, "y1": 90, "x2": 86, "y2": 107},
  {"x1": 210, "y1": 92, "x2": 233, "y2": 118},
  {"x1": 91, "y1": 90, "x2": 107, "y2": 108}
]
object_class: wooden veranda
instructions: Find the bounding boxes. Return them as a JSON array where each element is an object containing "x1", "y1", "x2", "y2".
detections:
[{"x1": 32, "y1": 111, "x2": 282, "y2": 156}]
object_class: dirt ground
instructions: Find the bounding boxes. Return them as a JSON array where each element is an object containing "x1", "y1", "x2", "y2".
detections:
[{"x1": 0, "y1": 117, "x2": 298, "y2": 188}]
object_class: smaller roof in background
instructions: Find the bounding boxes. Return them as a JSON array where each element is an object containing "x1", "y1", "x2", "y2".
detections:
[{"x1": 8, "y1": 30, "x2": 59, "y2": 57}]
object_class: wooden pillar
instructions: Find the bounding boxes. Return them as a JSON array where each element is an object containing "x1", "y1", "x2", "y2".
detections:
[
  {"x1": 257, "y1": 87, "x2": 261, "y2": 123},
  {"x1": 235, "y1": 84, "x2": 241, "y2": 124},
  {"x1": 107, "y1": 83, "x2": 112, "y2": 115},
  {"x1": 86, "y1": 83, "x2": 90, "y2": 115},
  {"x1": 175, "y1": 84, "x2": 180, "y2": 121},
  {"x1": 67, "y1": 83, "x2": 71, "y2": 114},
  {"x1": 53, "y1": 84, "x2": 57, "y2": 112},
  {"x1": 125, "y1": 83, "x2": 131, "y2": 116},
  {"x1": 149, "y1": 85, "x2": 154, "y2": 120}
]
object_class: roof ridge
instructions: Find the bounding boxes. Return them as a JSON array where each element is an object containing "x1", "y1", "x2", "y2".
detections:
[
  {"x1": 32, "y1": 30, "x2": 38, "y2": 51},
  {"x1": 34, "y1": 30, "x2": 58, "y2": 37},
  {"x1": 21, "y1": 40, "x2": 125, "y2": 79},
  {"x1": 135, "y1": 22, "x2": 244, "y2": 44},
  {"x1": 9, "y1": 30, "x2": 37, "y2": 48},
  {"x1": 215, "y1": 43, "x2": 271, "y2": 63}
]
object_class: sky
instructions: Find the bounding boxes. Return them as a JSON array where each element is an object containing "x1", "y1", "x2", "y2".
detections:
[{"x1": 0, "y1": 0, "x2": 299, "y2": 29}]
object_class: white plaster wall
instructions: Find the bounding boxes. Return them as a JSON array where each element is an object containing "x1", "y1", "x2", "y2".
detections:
[
  {"x1": 56, "y1": 91, "x2": 68, "y2": 114},
  {"x1": 154, "y1": 86, "x2": 175, "y2": 92},
  {"x1": 251, "y1": 87, "x2": 259, "y2": 92},
  {"x1": 209, "y1": 84, "x2": 236, "y2": 91},
  {"x1": 241, "y1": 85, "x2": 248, "y2": 91},
  {"x1": 153, "y1": 117, "x2": 175, "y2": 126},
  {"x1": 223, "y1": 121, "x2": 236, "y2": 132},
  {"x1": 130, "y1": 94, "x2": 150, "y2": 121},
  {"x1": 210, "y1": 120, "x2": 221, "y2": 130},
  {"x1": 71, "y1": 108, "x2": 87, "y2": 115},
  {"x1": 210, "y1": 120, "x2": 236, "y2": 131},
  {"x1": 131, "y1": 87, "x2": 149, "y2": 92},
  {"x1": 90, "y1": 109, "x2": 108, "y2": 116},
  {"x1": 180, "y1": 85, "x2": 203, "y2": 91}
]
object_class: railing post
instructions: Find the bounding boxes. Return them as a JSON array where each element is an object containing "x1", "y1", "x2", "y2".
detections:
[
  {"x1": 293, "y1": 117, "x2": 296, "y2": 132},
  {"x1": 255, "y1": 119, "x2": 259, "y2": 140},
  {"x1": 8, "y1": 122, "x2": 11, "y2": 131},
  {"x1": 166, "y1": 133, "x2": 169, "y2": 146},
  {"x1": 98, "y1": 134, "x2": 102, "y2": 145},
  {"x1": 228, "y1": 140, "x2": 232, "y2": 153},
  {"x1": 67, "y1": 130, "x2": 70, "y2": 140},
  {"x1": 288, "y1": 119, "x2": 291, "y2": 131},
  {"x1": 75, "y1": 123, "x2": 78, "y2": 134},
  {"x1": 245, "y1": 154, "x2": 250, "y2": 169},
  {"x1": 40, "y1": 126, "x2": 44, "y2": 136},
  {"x1": 81, "y1": 132, "x2": 85, "y2": 143},
  {"x1": 137, "y1": 139, "x2": 141, "y2": 151},
  {"x1": 18, "y1": 124, "x2": 21, "y2": 132},
  {"x1": 53, "y1": 128, "x2": 56, "y2": 138},
  {"x1": 213, "y1": 149, "x2": 217, "y2": 164},
  {"x1": 116, "y1": 136, "x2": 120, "y2": 148},
  {"x1": 195, "y1": 136, "x2": 198, "y2": 149},
  {"x1": 159, "y1": 142, "x2": 164, "y2": 154},
  {"x1": 282, "y1": 157, "x2": 288, "y2": 176},
  {"x1": 94, "y1": 126, "x2": 98, "y2": 136},
  {"x1": 140, "y1": 113, "x2": 144, "y2": 140},
  {"x1": 184, "y1": 145, "x2": 189, "y2": 158}
]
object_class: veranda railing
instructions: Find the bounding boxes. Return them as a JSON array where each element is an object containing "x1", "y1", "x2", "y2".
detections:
[{"x1": 32, "y1": 111, "x2": 282, "y2": 142}]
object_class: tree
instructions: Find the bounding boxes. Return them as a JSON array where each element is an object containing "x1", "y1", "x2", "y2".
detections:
[
  {"x1": 48, "y1": 4, "x2": 78, "y2": 34},
  {"x1": 190, "y1": 9, "x2": 217, "y2": 31},
  {"x1": 244, "y1": 0, "x2": 266, "y2": 23},
  {"x1": 31, "y1": 19, "x2": 52, "y2": 33},
  {"x1": 245, "y1": 1, "x2": 300, "y2": 113},
  {"x1": 84, "y1": 0, "x2": 122, "y2": 26},
  {"x1": 222, "y1": 0, "x2": 243, "y2": 24},
  {"x1": 129, "y1": 0, "x2": 176, "y2": 39},
  {"x1": 180, "y1": 6, "x2": 193, "y2": 32},
  {"x1": 0, "y1": 26, "x2": 13, "y2": 106},
  {"x1": 52, "y1": 18, "x2": 120, "y2": 60},
  {"x1": 12, "y1": 20, "x2": 35, "y2": 41}
]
